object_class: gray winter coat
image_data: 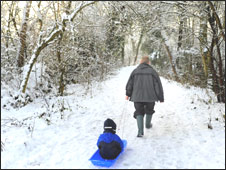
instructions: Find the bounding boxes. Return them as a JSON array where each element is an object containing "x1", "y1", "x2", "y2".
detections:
[{"x1": 126, "y1": 63, "x2": 164, "y2": 102}]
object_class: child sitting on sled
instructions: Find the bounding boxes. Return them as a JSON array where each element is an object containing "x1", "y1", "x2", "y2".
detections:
[{"x1": 97, "y1": 118, "x2": 123, "y2": 160}]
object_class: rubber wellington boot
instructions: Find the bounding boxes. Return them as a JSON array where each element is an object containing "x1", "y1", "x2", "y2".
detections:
[
  {"x1": 145, "y1": 114, "x2": 153, "y2": 129},
  {"x1": 136, "y1": 115, "x2": 144, "y2": 137}
]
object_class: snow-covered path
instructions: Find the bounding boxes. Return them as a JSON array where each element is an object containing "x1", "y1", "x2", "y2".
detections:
[{"x1": 1, "y1": 65, "x2": 225, "y2": 169}]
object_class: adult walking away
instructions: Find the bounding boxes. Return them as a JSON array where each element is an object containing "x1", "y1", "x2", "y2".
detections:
[{"x1": 125, "y1": 56, "x2": 164, "y2": 137}]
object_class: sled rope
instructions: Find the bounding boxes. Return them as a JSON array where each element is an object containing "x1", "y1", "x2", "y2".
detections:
[{"x1": 118, "y1": 100, "x2": 128, "y2": 139}]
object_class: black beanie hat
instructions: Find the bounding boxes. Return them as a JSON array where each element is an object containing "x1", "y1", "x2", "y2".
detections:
[{"x1": 104, "y1": 118, "x2": 116, "y2": 133}]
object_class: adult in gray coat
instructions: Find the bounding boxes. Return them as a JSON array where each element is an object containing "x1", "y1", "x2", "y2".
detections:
[{"x1": 125, "y1": 56, "x2": 164, "y2": 137}]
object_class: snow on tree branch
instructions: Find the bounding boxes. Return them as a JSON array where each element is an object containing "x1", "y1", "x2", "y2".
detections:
[
  {"x1": 20, "y1": 1, "x2": 97, "y2": 94},
  {"x1": 63, "y1": 1, "x2": 96, "y2": 23}
]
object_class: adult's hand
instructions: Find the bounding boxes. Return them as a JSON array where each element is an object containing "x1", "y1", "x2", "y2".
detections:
[{"x1": 125, "y1": 96, "x2": 129, "y2": 100}]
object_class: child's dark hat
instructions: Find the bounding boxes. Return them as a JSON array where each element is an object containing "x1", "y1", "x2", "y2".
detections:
[{"x1": 104, "y1": 118, "x2": 116, "y2": 132}]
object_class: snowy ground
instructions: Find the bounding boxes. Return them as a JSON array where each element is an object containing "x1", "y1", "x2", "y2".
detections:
[{"x1": 1, "y1": 65, "x2": 225, "y2": 169}]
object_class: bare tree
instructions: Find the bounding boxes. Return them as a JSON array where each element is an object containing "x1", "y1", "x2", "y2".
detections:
[
  {"x1": 17, "y1": 1, "x2": 32, "y2": 67},
  {"x1": 20, "y1": 1, "x2": 97, "y2": 94}
]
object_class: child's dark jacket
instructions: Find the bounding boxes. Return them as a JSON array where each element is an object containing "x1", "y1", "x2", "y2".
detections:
[{"x1": 97, "y1": 132, "x2": 123, "y2": 159}]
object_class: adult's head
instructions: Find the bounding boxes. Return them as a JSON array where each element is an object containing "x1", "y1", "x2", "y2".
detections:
[{"x1": 140, "y1": 56, "x2": 150, "y2": 64}]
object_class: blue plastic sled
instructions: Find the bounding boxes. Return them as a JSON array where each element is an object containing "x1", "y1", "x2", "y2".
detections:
[{"x1": 89, "y1": 139, "x2": 127, "y2": 167}]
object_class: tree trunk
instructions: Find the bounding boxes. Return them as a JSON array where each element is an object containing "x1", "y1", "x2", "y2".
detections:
[
  {"x1": 130, "y1": 38, "x2": 136, "y2": 65},
  {"x1": 21, "y1": 44, "x2": 44, "y2": 93},
  {"x1": 207, "y1": 1, "x2": 225, "y2": 41},
  {"x1": 189, "y1": 18, "x2": 195, "y2": 74},
  {"x1": 5, "y1": 2, "x2": 13, "y2": 60},
  {"x1": 207, "y1": 3, "x2": 224, "y2": 103},
  {"x1": 207, "y1": 37, "x2": 220, "y2": 101},
  {"x1": 37, "y1": 1, "x2": 43, "y2": 32},
  {"x1": 216, "y1": 38, "x2": 225, "y2": 102},
  {"x1": 11, "y1": 2, "x2": 20, "y2": 37},
  {"x1": 163, "y1": 41, "x2": 178, "y2": 81},
  {"x1": 57, "y1": 33, "x2": 64, "y2": 96},
  {"x1": 57, "y1": 1, "x2": 71, "y2": 96},
  {"x1": 191, "y1": 18, "x2": 195, "y2": 46},
  {"x1": 133, "y1": 28, "x2": 144, "y2": 65},
  {"x1": 121, "y1": 36, "x2": 125, "y2": 65},
  {"x1": 17, "y1": 1, "x2": 32, "y2": 67},
  {"x1": 177, "y1": 19, "x2": 183, "y2": 51},
  {"x1": 199, "y1": 2, "x2": 208, "y2": 79}
]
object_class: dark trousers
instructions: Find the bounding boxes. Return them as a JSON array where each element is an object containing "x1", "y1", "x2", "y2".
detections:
[{"x1": 134, "y1": 102, "x2": 155, "y2": 118}]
